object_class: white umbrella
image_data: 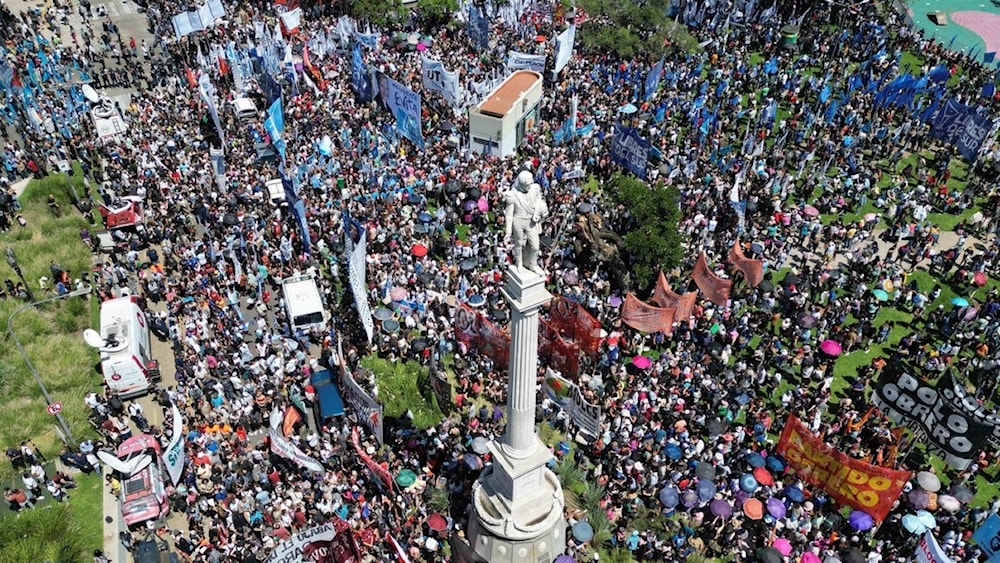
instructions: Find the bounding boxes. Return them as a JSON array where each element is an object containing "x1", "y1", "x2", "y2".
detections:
[
  {"x1": 937, "y1": 494, "x2": 961, "y2": 513},
  {"x1": 916, "y1": 471, "x2": 941, "y2": 492}
]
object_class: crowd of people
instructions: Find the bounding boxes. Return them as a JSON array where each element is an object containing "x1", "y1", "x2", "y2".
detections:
[{"x1": 4, "y1": 0, "x2": 1000, "y2": 561}]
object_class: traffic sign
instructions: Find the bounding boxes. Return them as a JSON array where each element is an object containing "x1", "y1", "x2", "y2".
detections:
[{"x1": 46, "y1": 402, "x2": 63, "y2": 416}]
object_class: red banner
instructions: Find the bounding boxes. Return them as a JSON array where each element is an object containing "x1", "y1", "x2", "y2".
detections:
[
  {"x1": 651, "y1": 271, "x2": 698, "y2": 320},
  {"x1": 282, "y1": 405, "x2": 302, "y2": 437},
  {"x1": 728, "y1": 240, "x2": 764, "y2": 287},
  {"x1": 351, "y1": 427, "x2": 394, "y2": 492},
  {"x1": 302, "y1": 46, "x2": 328, "y2": 91},
  {"x1": 454, "y1": 303, "x2": 511, "y2": 369},
  {"x1": 549, "y1": 295, "x2": 603, "y2": 357},
  {"x1": 692, "y1": 253, "x2": 732, "y2": 306},
  {"x1": 539, "y1": 320, "x2": 580, "y2": 379},
  {"x1": 776, "y1": 415, "x2": 910, "y2": 522},
  {"x1": 621, "y1": 293, "x2": 676, "y2": 334}
]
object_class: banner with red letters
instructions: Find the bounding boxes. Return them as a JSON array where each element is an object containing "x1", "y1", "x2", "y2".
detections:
[{"x1": 454, "y1": 302, "x2": 510, "y2": 369}]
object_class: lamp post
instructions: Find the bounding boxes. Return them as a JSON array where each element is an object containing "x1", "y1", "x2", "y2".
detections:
[
  {"x1": 7, "y1": 285, "x2": 92, "y2": 448},
  {"x1": 5, "y1": 247, "x2": 34, "y2": 301}
]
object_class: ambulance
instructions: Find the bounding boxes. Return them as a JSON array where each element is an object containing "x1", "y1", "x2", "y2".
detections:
[{"x1": 84, "y1": 296, "x2": 161, "y2": 398}]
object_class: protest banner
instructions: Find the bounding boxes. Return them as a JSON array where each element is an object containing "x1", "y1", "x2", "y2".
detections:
[
  {"x1": 553, "y1": 24, "x2": 576, "y2": 74},
  {"x1": 776, "y1": 414, "x2": 910, "y2": 521},
  {"x1": 610, "y1": 125, "x2": 651, "y2": 179},
  {"x1": 915, "y1": 530, "x2": 952, "y2": 563},
  {"x1": 692, "y1": 252, "x2": 732, "y2": 306},
  {"x1": 728, "y1": 240, "x2": 764, "y2": 287},
  {"x1": 507, "y1": 51, "x2": 547, "y2": 72},
  {"x1": 542, "y1": 369, "x2": 601, "y2": 441},
  {"x1": 421, "y1": 56, "x2": 460, "y2": 107},
  {"x1": 938, "y1": 371, "x2": 1000, "y2": 446},
  {"x1": 650, "y1": 272, "x2": 697, "y2": 320},
  {"x1": 872, "y1": 367, "x2": 992, "y2": 469},
  {"x1": 336, "y1": 336, "x2": 384, "y2": 445},
  {"x1": 539, "y1": 319, "x2": 580, "y2": 379},
  {"x1": 454, "y1": 301, "x2": 511, "y2": 369},
  {"x1": 163, "y1": 400, "x2": 185, "y2": 486},
  {"x1": 621, "y1": 293, "x2": 676, "y2": 335},
  {"x1": 974, "y1": 513, "x2": 1000, "y2": 560},
  {"x1": 549, "y1": 295, "x2": 602, "y2": 357},
  {"x1": 377, "y1": 72, "x2": 424, "y2": 149},
  {"x1": 351, "y1": 427, "x2": 394, "y2": 492},
  {"x1": 266, "y1": 521, "x2": 337, "y2": 563},
  {"x1": 269, "y1": 428, "x2": 326, "y2": 475}
]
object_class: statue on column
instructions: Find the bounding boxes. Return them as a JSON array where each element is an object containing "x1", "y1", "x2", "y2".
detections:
[{"x1": 504, "y1": 170, "x2": 548, "y2": 276}]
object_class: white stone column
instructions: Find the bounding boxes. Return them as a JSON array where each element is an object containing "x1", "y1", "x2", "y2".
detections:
[{"x1": 504, "y1": 301, "x2": 541, "y2": 456}]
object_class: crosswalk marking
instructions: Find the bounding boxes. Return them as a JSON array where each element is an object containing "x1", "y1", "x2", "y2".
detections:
[{"x1": 90, "y1": 1, "x2": 137, "y2": 19}]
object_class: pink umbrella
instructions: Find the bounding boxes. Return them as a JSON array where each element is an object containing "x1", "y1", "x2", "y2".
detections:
[
  {"x1": 974, "y1": 272, "x2": 988, "y2": 287},
  {"x1": 802, "y1": 553, "x2": 821, "y2": 563},
  {"x1": 416, "y1": 42, "x2": 427, "y2": 51},
  {"x1": 772, "y1": 538, "x2": 792, "y2": 557},
  {"x1": 864, "y1": 212, "x2": 878, "y2": 222},
  {"x1": 632, "y1": 356, "x2": 652, "y2": 370},
  {"x1": 802, "y1": 205, "x2": 820, "y2": 217},
  {"x1": 477, "y1": 196, "x2": 489, "y2": 212},
  {"x1": 390, "y1": 287, "x2": 408, "y2": 301},
  {"x1": 819, "y1": 339, "x2": 842, "y2": 356}
]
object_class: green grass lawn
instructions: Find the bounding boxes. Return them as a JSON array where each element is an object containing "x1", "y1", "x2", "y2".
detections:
[
  {"x1": 360, "y1": 355, "x2": 444, "y2": 429},
  {"x1": 0, "y1": 171, "x2": 102, "y2": 483}
]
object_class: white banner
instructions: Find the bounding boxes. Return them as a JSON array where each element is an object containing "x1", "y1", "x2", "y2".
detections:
[
  {"x1": 265, "y1": 521, "x2": 337, "y2": 563},
  {"x1": 269, "y1": 428, "x2": 326, "y2": 475},
  {"x1": 164, "y1": 401, "x2": 185, "y2": 486},
  {"x1": 421, "y1": 56, "x2": 461, "y2": 107},
  {"x1": 554, "y1": 24, "x2": 576, "y2": 74},
  {"x1": 915, "y1": 531, "x2": 952, "y2": 563},
  {"x1": 507, "y1": 51, "x2": 546, "y2": 72},
  {"x1": 347, "y1": 231, "x2": 374, "y2": 343}
]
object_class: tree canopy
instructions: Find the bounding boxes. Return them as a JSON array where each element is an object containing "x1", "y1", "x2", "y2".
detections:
[
  {"x1": 607, "y1": 174, "x2": 683, "y2": 292},
  {"x1": 350, "y1": 0, "x2": 409, "y2": 30},
  {"x1": 575, "y1": 0, "x2": 700, "y2": 58}
]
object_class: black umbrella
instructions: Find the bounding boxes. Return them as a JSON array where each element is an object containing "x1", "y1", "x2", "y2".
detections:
[
  {"x1": 706, "y1": 419, "x2": 724, "y2": 436},
  {"x1": 797, "y1": 311, "x2": 817, "y2": 328},
  {"x1": 468, "y1": 187, "x2": 482, "y2": 199},
  {"x1": 411, "y1": 338, "x2": 428, "y2": 352},
  {"x1": 446, "y1": 180, "x2": 461, "y2": 194},
  {"x1": 842, "y1": 548, "x2": 865, "y2": 563},
  {"x1": 974, "y1": 242, "x2": 988, "y2": 251},
  {"x1": 782, "y1": 273, "x2": 801, "y2": 287},
  {"x1": 540, "y1": 236, "x2": 554, "y2": 249},
  {"x1": 439, "y1": 121, "x2": 455, "y2": 131},
  {"x1": 758, "y1": 280, "x2": 774, "y2": 292},
  {"x1": 223, "y1": 213, "x2": 238, "y2": 227},
  {"x1": 577, "y1": 202, "x2": 595, "y2": 213},
  {"x1": 756, "y1": 547, "x2": 783, "y2": 563},
  {"x1": 417, "y1": 272, "x2": 434, "y2": 286},
  {"x1": 695, "y1": 463, "x2": 716, "y2": 480},
  {"x1": 460, "y1": 258, "x2": 477, "y2": 271}
]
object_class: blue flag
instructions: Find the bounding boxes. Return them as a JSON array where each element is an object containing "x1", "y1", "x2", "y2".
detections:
[
  {"x1": 985, "y1": 51, "x2": 997, "y2": 64},
  {"x1": 644, "y1": 56, "x2": 664, "y2": 101}
]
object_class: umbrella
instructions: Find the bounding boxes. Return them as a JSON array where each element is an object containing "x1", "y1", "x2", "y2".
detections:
[
  {"x1": 681, "y1": 489, "x2": 699, "y2": 508},
  {"x1": 695, "y1": 463, "x2": 716, "y2": 481},
  {"x1": 462, "y1": 453, "x2": 483, "y2": 470},
  {"x1": 864, "y1": 212, "x2": 878, "y2": 222},
  {"x1": 743, "y1": 498, "x2": 764, "y2": 520},
  {"x1": 746, "y1": 452, "x2": 766, "y2": 468},
  {"x1": 534, "y1": 34, "x2": 547, "y2": 42},
  {"x1": 468, "y1": 294, "x2": 486, "y2": 308},
  {"x1": 697, "y1": 480, "x2": 717, "y2": 502},
  {"x1": 785, "y1": 486, "x2": 804, "y2": 503},
  {"x1": 554, "y1": 556, "x2": 576, "y2": 563},
  {"x1": 872, "y1": 289, "x2": 889, "y2": 301},
  {"x1": 916, "y1": 471, "x2": 941, "y2": 492},
  {"x1": 632, "y1": 356, "x2": 652, "y2": 370},
  {"x1": 382, "y1": 319, "x2": 400, "y2": 333},
  {"x1": 438, "y1": 121, "x2": 455, "y2": 132},
  {"x1": 765, "y1": 454, "x2": 787, "y2": 473},
  {"x1": 664, "y1": 443, "x2": 682, "y2": 460},
  {"x1": 411, "y1": 338, "x2": 428, "y2": 352},
  {"x1": 390, "y1": 287, "x2": 408, "y2": 301},
  {"x1": 459, "y1": 258, "x2": 477, "y2": 271},
  {"x1": 710, "y1": 498, "x2": 733, "y2": 518},
  {"x1": 766, "y1": 497, "x2": 786, "y2": 519},
  {"x1": 373, "y1": 307, "x2": 393, "y2": 321},
  {"x1": 411, "y1": 243, "x2": 428, "y2": 257},
  {"x1": 819, "y1": 339, "x2": 842, "y2": 356},
  {"x1": 618, "y1": 103, "x2": 639, "y2": 114},
  {"x1": 706, "y1": 419, "x2": 724, "y2": 436},
  {"x1": 751, "y1": 242, "x2": 765, "y2": 254},
  {"x1": 949, "y1": 485, "x2": 974, "y2": 504},
  {"x1": 757, "y1": 547, "x2": 783, "y2": 563},
  {"x1": 937, "y1": 494, "x2": 961, "y2": 512},
  {"x1": 477, "y1": 197, "x2": 489, "y2": 212},
  {"x1": 608, "y1": 295, "x2": 623, "y2": 308},
  {"x1": 797, "y1": 311, "x2": 817, "y2": 328},
  {"x1": 802, "y1": 553, "x2": 821, "y2": 563},
  {"x1": 753, "y1": 466, "x2": 775, "y2": 486},
  {"x1": 427, "y1": 513, "x2": 448, "y2": 532},
  {"x1": 802, "y1": 205, "x2": 820, "y2": 217},
  {"x1": 463, "y1": 199, "x2": 478, "y2": 212},
  {"x1": 739, "y1": 473, "x2": 759, "y2": 493},
  {"x1": 395, "y1": 469, "x2": 417, "y2": 487},
  {"x1": 974, "y1": 272, "x2": 988, "y2": 287},
  {"x1": 842, "y1": 549, "x2": 865, "y2": 563},
  {"x1": 902, "y1": 511, "x2": 935, "y2": 534},
  {"x1": 951, "y1": 296, "x2": 970, "y2": 307},
  {"x1": 848, "y1": 510, "x2": 875, "y2": 531},
  {"x1": 758, "y1": 280, "x2": 774, "y2": 292},
  {"x1": 563, "y1": 270, "x2": 579, "y2": 284},
  {"x1": 577, "y1": 202, "x2": 595, "y2": 213},
  {"x1": 471, "y1": 437, "x2": 489, "y2": 454},
  {"x1": 659, "y1": 486, "x2": 680, "y2": 508},
  {"x1": 571, "y1": 522, "x2": 593, "y2": 543},
  {"x1": 773, "y1": 538, "x2": 792, "y2": 557},
  {"x1": 782, "y1": 273, "x2": 801, "y2": 287},
  {"x1": 908, "y1": 489, "x2": 930, "y2": 509}
]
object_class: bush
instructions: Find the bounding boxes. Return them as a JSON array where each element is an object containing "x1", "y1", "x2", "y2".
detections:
[
  {"x1": 0, "y1": 504, "x2": 89, "y2": 562},
  {"x1": 361, "y1": 355, "x2": 443, "y2": 429}
]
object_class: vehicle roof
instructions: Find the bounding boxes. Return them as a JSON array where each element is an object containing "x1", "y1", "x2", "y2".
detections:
[{"x1": 477, "y1": 71, "x2": 542, "y2": 118}]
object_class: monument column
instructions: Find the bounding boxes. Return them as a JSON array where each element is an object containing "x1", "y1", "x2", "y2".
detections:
[{"x1": 457, "y1": 170, "x2": 566, "y2": 563}]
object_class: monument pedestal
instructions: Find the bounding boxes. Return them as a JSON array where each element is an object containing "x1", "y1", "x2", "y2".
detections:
[{"x1": 458, "y1": 267, "x2": 566, "y2": 563}]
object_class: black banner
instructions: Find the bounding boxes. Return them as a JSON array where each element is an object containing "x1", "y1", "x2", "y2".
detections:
[
  {"x1": 428, "y1": 355, "x2": 452, "y2": 416},
  {"x1": 872, "y1": 367, "x2": 993, "y2": 469},
  {"x1": 938, "y1": 371, "x2": 1000, "y2": 446}
]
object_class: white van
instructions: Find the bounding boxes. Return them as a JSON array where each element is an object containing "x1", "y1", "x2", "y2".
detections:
[
  {"x1": 265, "y1": 178, "x2": 286, "y2": 203},
  {"x1": 94, "y1": 296, "x2": 160, "y2": 398},
  {"x1": 281, "y1": 275, "x2": 327, "y2": 332},
  {"x1": 232, "y1": 97, "x2": 258, "y2": 123}
]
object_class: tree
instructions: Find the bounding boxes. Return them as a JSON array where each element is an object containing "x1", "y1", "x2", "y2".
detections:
[
  {"x1": 416, "y1": 0, "x2": 459, "y2": 28},
  {"x1": 575, "y1": 0, "x2": 700, "y2": 58},
  {"x1": 608, "y1": 174, "x2": 683, "y2": 292},
  {"x1": 350, "y1": 0, "x2": 409, "y2": 30}
]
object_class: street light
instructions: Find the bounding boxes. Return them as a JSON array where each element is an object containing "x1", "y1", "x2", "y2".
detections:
[
  {"x1": 5, "y1": 247, "x2": 34, "y2": 301},
  {"x1": 7, "y1": 285, "x2": 93, "y2": 448}
]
